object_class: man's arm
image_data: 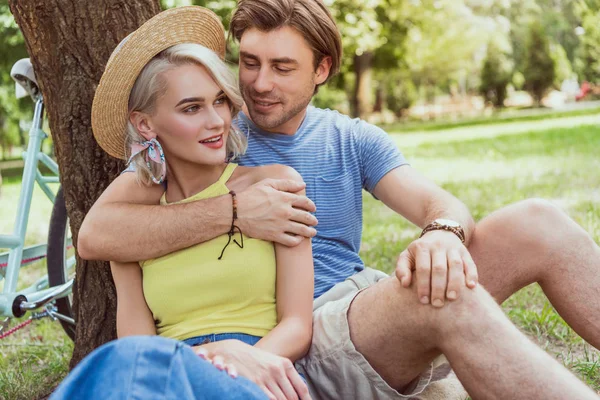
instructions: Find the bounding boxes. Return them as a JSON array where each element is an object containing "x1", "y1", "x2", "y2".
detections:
[
  {"x1": 78, "y1": 172, "x2": 317, "y2": 263},
  {"x1": 372, "y1": 165, "x2": 478, "y2": 306},
  {"x1": 373, "y1": 165, "x2": 474, "y2": 240}
]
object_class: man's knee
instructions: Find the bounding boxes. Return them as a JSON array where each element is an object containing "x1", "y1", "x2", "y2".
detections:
[
  {"x1": 352, "y1": 277, "x2": 501, "y2": 343},
  {"x1": 430, "y1": 284, "x2": 503, "y2": 342}
]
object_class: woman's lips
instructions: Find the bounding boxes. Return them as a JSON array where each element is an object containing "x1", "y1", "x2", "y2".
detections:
[{"x1": 199, "y1": 134, "x2": 224, "y2": 149}]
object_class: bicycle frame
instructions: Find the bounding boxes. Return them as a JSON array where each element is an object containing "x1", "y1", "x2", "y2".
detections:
[{"x1": 0, "y1": 98, "x2": 73, "y2": 318}]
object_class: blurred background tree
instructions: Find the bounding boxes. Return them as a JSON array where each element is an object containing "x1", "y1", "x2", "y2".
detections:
[
  {"x1": 480, "y1": 39, "x2": 514, "y2": 108},
  {"x1": 524, "y1": 22, "x2": 556, "y2": 105}
]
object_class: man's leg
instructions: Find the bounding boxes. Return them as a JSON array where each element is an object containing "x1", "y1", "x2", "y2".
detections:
[
  {"x1": 469, "y1": 199, "x2": 600, "y2": 348},
  {"x1": 348, "y1": 277, "x2": 598, "y2": 399}
]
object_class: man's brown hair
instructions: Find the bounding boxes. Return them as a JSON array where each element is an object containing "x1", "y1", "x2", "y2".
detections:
[{"x1": 230, "y1": 0, "x2": 342, "y2": 86}]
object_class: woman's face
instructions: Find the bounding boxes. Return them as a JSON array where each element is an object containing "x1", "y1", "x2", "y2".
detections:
[{"x1": 145, "y1": 63, "x2": 232, "y2": 167}]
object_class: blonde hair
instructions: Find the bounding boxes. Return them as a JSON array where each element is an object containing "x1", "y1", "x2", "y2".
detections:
[
  {"x1": 229, "y1": 0, "x2": 342, "y2": 91},
  {"x1": 127, "y1": 43, "x2": 247, "y2": 185}
]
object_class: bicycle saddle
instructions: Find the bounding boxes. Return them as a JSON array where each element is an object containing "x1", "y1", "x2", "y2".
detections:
[{"x1": 10, "y1": 58, "x2": 41, "y2": 101}]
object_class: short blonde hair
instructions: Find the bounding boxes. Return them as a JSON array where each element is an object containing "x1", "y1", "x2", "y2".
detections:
[{"x1": 127, "y1": 43, "x2": 247, "y2": 185}]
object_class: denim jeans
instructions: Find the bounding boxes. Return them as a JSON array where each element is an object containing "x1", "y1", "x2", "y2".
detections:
[
  {"x1": 183, "y1": 332, "x2": 261, "y2": 347},
  {"x1": 50, "y1": 335, "x2": 267, "y2": 400}
]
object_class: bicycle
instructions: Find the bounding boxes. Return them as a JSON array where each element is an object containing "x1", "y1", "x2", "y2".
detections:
[{"x1": 0, "y1": 58, "x2": 76, "y2": 340}]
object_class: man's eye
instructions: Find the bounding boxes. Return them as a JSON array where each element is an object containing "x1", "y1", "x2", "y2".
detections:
[
  {"x1": 275, "y1": 67, "x2": 292, "y2": 73},
  {"x1": 243, "y1": 61, "x2": 259, "y2": 68}
]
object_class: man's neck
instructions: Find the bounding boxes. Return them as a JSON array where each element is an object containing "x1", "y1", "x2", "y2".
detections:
[{"x1": 242, "y1": 104, "x2": 307, "y2": 136}]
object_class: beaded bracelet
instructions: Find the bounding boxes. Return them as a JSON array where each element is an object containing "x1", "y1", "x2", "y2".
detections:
[{"x1": 218, "y1": 190, "x2": 244, "y2": 260}]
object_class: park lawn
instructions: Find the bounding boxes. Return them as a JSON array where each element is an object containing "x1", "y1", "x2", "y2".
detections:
[{"x1": 0, "y1": 114, "x2": 599, "y2": 398}]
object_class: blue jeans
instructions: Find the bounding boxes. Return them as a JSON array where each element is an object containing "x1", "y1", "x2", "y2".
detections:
[
  {"x1": 183, "y1": 332, "x2": 261, "y2": 347},
  {"x1": 50, "y1": 336, "x2": 267, "y2": 400}
]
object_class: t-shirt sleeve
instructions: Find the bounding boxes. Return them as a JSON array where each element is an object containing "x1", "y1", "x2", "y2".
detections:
[{"x1": 355, "y1": 119, "x2": 409, "y2": 193}]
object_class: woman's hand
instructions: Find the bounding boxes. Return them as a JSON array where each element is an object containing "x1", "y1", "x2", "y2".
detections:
[
  {"x1": 194, "y1": 340, "x2": 311, "y2": 400},
  {"x1": 195, "y1": 346, "x2": 239, "y2": 378}
]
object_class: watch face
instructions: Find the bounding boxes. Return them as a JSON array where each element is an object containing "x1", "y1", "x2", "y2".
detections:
[{"x1": 435, "y1": 218, "x2": 461, "y2": 228}]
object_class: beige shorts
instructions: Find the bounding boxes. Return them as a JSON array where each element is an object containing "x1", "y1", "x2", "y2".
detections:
[{"x1": 295, "y1": 268, "x2": 467, "y2": 400}]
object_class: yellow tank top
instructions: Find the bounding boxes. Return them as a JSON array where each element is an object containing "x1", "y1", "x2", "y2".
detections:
[{"x1": 141, "y1": 163, "x2": 277, "y2": 341}]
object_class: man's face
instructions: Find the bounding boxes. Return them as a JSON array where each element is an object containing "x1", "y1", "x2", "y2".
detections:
[{"x1": 239, "y1": 26, "x2": 330, "y2": 134}]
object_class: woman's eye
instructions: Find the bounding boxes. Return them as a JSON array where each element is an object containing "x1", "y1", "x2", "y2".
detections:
[
  {"x1": 184, "y1": 105, "x2": 200, "y2": 113},
  {"x1": 215, "y1": 97, "x2": 227, "y2": 105}
]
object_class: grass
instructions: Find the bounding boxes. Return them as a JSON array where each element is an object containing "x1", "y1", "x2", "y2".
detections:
[
  {"x1": 0, "y1": 178, "x2": 72, "y2": 400},
  {"x1": 381, "y1": 104, "x2": 600, "y2": 133},
  {"x1": 0, "y1": 112, "x2": 599, "y2": 398}
]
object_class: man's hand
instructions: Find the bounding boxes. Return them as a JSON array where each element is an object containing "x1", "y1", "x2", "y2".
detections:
[
  {"x1": 195, "y1": 340, "x2": 311, "y2": 400},
  {"x1": 237, "y1": 179, "x2": 317, "y2": 247},
  {"x1": 395, "y1": 230, "x2": 478, "y2": 307}
]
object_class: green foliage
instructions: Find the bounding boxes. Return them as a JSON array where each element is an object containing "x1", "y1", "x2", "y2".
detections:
[
  {"x1": 523, "y1": 22, "x2": 556, "y2": 104},
  {"x1": 574, "y1": 0, "x2": 600, "y2": 82},
  {"x1": 480, "y1": 40, "x2": 514, "y2": 107},
  {"x1": 550, "y1": 42, "x2": 573, "y2": 86},
  {"x1": 382, "y1": 72, "x2": 417, "y2": 116},
  {"x1": 0, "y1": 0, "x2": 30, "y2": 160},
  {"x1": 312, "y1": 85, "x2": 350, "y2": 114}
]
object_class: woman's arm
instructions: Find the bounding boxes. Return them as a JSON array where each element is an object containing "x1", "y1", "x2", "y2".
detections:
[
  {"x1": 255, "y1": 238, "x2": 313, "y2": 362},
  {"x1": 110, "y1": 261, "x2": 156, "y2": 337},
  {"x1": 253, "y1": 165, "x2": 314, "y2": 362}
]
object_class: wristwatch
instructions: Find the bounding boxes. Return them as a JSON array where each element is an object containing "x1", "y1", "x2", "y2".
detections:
[{"x1": 419, "y1": 218, "x2": 465, "y2": 243}]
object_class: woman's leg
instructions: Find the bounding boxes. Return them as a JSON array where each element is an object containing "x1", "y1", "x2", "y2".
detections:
[{"x1": 50, "y1": 336, "x2": 267, "y2": 400}]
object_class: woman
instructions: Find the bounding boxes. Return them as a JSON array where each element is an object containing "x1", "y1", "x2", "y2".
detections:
[{"x1": 90, "y1": 6, "x2": 313, "y2": 400}]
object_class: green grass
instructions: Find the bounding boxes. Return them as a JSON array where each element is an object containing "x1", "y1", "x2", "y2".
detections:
[
  {"x1": 1, "y1": 114, "x2": 599, "y2": 398},
  {"x1": 0, "y1": 178, "x2": 72, "y2": 400},
  {"x1": 381, "y1": 105, "x2": 600, "y2": 133}
]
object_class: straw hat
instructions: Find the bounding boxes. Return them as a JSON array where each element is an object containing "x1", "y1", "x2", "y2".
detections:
[{"x1": 91, "y1": 6, "x2": 226, "y2": 160}]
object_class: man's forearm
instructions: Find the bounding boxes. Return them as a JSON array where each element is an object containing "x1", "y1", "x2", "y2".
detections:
[
  {"x1": 423, "y1": 192, "x2": 475, "y2": 245},
  {"x1": 78, "y1": 195, "x2": 231, "y2": 262}
]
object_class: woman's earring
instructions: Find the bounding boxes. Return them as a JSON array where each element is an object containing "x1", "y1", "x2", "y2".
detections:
[{"x1": 128, "y1": 138, "x2": 167, "y2": 184}]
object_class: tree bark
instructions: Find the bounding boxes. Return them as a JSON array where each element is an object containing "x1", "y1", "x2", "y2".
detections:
[
  {"x1": 351, "y1": 51, "x2": 374, "y2": 118},
  {"x1": 8, "y1": 0, "x2": 162, "y2": 367}
]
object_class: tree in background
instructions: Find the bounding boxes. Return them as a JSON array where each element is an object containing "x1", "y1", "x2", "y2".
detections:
[
  {"x1": 574, "y1": 0, "x2": 600, "y2": 83},
  {"x1": 328, "y1": 0, "x2": 386, "y2": 118},
  {"x1": 523, "y1": 22, "x2": 556, "y2": 105},
  {"x1": 480, "y1": 40, "x2": 513, "y2": 108},
  {"x1": 8, "y1": 0, "x2": 162, "y2": 367},
  {"x1": 550, "y1": 42, "x2": 573, "y2": 87}
]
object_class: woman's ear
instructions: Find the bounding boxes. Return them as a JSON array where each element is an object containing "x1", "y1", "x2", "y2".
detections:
[{"x1": 129, "y1": 111, "x2": 157, "y2": 142}]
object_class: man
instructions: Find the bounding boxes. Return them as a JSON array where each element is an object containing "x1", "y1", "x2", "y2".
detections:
[{"x1": 79, "y1": 0, "x2": 600, "y2": 398}]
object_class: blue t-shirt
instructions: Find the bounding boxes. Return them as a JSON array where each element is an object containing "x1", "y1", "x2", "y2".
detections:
[{"x1": 236, "y1": 107, "x2": 408, "y2": 298}]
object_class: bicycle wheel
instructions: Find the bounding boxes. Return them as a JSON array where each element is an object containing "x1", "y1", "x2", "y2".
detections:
[{"x1": 47, "y1": 186, "x2": 76, "y2": 340}]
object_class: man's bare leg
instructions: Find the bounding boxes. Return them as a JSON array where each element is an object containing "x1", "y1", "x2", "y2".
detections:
[
  {"x1": 348, "y1": 278, "x2": 597, "y2": 399},
  {"x1": 469, "y1": 199, "x2": 600, "y2": 348}
]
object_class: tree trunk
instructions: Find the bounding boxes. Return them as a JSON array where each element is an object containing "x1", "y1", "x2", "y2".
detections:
[
  {"x1": 9, "y1": 0, "x2": 162, "y2": 368},
  {"x1": 351, "y1": 51, "x2": 374, "y2": 118}
]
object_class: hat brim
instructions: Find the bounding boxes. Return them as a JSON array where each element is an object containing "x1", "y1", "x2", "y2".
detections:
[{"x1": 91, "y1": 6, "x2": 226, "y2": 160}]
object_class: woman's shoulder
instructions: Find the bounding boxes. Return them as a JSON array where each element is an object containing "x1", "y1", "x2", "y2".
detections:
[{"x1": 234, "y1": 164, "x2": 303, "y2": 186}]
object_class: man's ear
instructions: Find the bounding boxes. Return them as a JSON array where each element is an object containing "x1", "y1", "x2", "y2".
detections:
[
  {"x1": 315, "y1": 56, "x2": 332, "y2": 86},
  {"x1": 129, "y1": 111, "x2": 157, "y2": 141}
]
